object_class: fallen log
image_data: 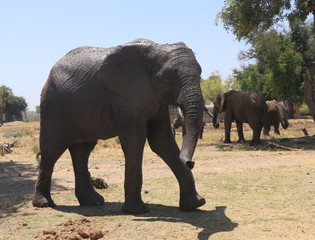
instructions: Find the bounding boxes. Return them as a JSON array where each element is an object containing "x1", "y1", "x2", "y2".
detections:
[
  {"x1": 264, "y1": 141, "x2": 304, "y2": 151},
  {"x1": 0, "y1": 139, "x2": 19, "y2": 156},
  {"x1": 301, "y1": 127, "x2": 309, "y2": 136}
]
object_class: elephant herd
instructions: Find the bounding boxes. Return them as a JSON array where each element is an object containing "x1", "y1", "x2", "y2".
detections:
[
  {"x1": 173, "y1": 90, "x2": 289, "y2": 146},
  {"x1": 32, "y1": 39, "x2": 290, "y2": 215}
]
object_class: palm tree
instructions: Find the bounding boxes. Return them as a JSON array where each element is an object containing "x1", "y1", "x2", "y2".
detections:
[{"x1": 0, "y1": 86, "x2": 13, "y2": 123}]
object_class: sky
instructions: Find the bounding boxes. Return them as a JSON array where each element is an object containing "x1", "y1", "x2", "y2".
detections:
[{"x1": 0, "y1": 1, "x2": 248, "y2": 111}]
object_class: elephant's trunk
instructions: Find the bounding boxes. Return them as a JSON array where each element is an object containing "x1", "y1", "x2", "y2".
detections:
[
  {"x1": 280, "y1": 119, "x2": 289, "y2": 129},
  {"x1": 212, "y1": 107, "x2": 220, "y2": 129},
  {"x1": 178, "y1": 84, "x2": 204, "y2": 170}
]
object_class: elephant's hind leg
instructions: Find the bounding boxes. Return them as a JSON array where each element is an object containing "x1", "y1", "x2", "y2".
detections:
[
  {"x1": 250, "y1": 126, "x2": 263, "y2": 146},
  {"x1": 33, "y1": 145, "x2": 66, "y2": 208},
  {"x1": 69, "y1": 141, "x2": 104, "y2": 206}
]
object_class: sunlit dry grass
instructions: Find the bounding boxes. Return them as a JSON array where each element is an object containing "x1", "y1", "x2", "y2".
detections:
[{"x1": 0, "y1": 118, "x2": 314, "y2": 239}]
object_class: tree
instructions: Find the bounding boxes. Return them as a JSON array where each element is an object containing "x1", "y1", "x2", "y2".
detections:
[
  {"x1": 218, "y1": 0, "x2": 315, "y2": 121},
  {"x1": 291, "y1": 21, "x2": 315, "y2": 119},
  {"x1": 0, "y1": 86, "x2": 13, "y2": 123},
  {"x1": 0, "y1": 85, "x2": 28, "y2": 122},
  {"x1": 217, "y1": 0, "x2": 314, "y2": 41},
  {"x1": 5, "y1": 96, "x2": 28, "y2": 121},
  {"x1": 35, "y1": 105, "x2": 40, "y2": 113},
  {"x1": 224, "y1": 75, "x2": 241, "y2": 91},
  {"x1": 201, "y1": 72, "x2": 226, "y2": 104},
  {"x1": 234, "y1": 30, "x2": 304, "y2": 117},
  {"x1": 255, "y1": 30, "x2": 303, "y2": 114},
  {"x1": 233, "y1": 64, "x2": 267, "y2": 94}
]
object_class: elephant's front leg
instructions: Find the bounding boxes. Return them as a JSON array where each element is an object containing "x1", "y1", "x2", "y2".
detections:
[
  {"x1": 69, "y1": 141, "x2": 104, "y2": 206},
  {"x1": 274, "y1": 122, "x2": 280, "y2": 135},
  {"x1": 147, "y1": 111, "x2": 205, "y2": 211},
  {"x1": 263, "y1": 125, "x2": 270, "y2": 136},
  {"x1": 224, "y1": 114, "x2": 232, "y2": 143},
  {"x1": 118, "y1": 118, "x2": 148, "y2": 214},
  {"x1": 236, "y1": 120, "x2": 245, "y2": 143}
]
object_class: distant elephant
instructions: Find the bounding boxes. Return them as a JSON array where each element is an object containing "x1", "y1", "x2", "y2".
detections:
[
  {"x1": 212, "y1": 90, "x2": 267, "y2": 145},
  {"x1": 172, "y1": 106, "x2": 213, "y2": 139},
  {"x1": 263, "y1": 100, "x2": 289, "y2": 136},
  {"x1": 32, "y1": 39, "x2": 206, "y2": 214}
]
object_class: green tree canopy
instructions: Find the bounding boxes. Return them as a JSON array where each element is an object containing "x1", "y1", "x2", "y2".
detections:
[
  {"x1": 291, "y1": 21, "x2": 315, "y2": 66},
  {"x1": 201, "y1": 72, "x2": 226, "y2": 104},
  {"x1": 217, "y1": 0, "x2": 314, "y2": 41},
  {"x1": 35, "y1": 105, "x2": 40, "y2": 113},
  {"x1": 218, "y1": 0, "x2": 315, "y2": 120},
  {"x1": 0, "y1": 85, "x2": 28, "y2": 122},
  {"x1": 234, "y1": 29, "x2": 304, "y2": 116},
  {"x1": 233, "y1": 64, "x2": 267, "y2": 95}
]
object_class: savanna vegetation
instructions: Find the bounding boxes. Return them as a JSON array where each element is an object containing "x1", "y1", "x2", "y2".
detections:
[
  {"x1": 0, "y1": 120, "x2": 314, "y2": 239},
  {"x1": 216, "y1": 0, "x2": 315, "y2": 120},
  {"x1": 1, "y1": 1, "x2": 315, "y2": 239}
]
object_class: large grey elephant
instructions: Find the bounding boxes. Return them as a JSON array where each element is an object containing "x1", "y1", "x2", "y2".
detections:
[
  {"x1": 212, "y1": 90, "x2": 267, "y2": 145},
  {"x1": 263, "y1": 100, "x2": 289, "y2": 136},
  {"x1": 32, "y1": 39, "x2": 206, "y2": 214}
]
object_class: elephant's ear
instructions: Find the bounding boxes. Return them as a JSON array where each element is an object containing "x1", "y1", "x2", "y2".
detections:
[
  {"x1": 100, "y1": 45, "x2": 159, "y2": 111},
  {"x1": 218, "y1": 93, "x2": 225, "y2": 112}
]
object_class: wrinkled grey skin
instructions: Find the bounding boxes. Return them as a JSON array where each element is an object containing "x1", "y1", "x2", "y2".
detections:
[
  {"x1": 263, "y1": 100, "x2": 289, "y2": 136},
  {"x1": 172, "y1": 106, "x2": 213, "y2": 139},
  {"x1": 212, "y1": 90, "x2": 267, "y2": 146},
  {"x1": 32, "y1": 39, "x2": 206, "y2": 214}
]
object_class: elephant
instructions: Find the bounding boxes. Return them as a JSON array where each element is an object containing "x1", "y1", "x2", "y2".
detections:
[
  {"x1": 32, "y1": 39, "x2": 206, "y2": 214},
  {"x1": 212, "y1": 90, "x2": 267, "y2": 145},
  {"x1": 172, "y1": 106, "x2": 213, "y2": 139},
  {"x1": 263, "y1": 100, "x2": 289, "y2": 136}
]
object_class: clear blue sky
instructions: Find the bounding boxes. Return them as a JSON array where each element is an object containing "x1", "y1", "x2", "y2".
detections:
[{"x1": 0, "y1": 1, "x2": 247, "y2": 111}]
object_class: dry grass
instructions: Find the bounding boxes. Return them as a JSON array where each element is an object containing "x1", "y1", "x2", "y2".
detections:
[{"x1": 0, "y1": 119, "x2": 314, "y2": 239}]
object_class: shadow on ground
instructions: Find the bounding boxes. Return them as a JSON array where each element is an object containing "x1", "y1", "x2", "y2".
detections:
[
  {"x1": 55, "y1": 203, "x2": 238, "y2": 239},
  {"x1": 198, "y1": 135, "x2": 315, "y2": 151},
  {"x1": 0, "y1": 159, "x2": 67, "y2": 218},
  {"x1": 0, "y1": 160, "x2": 36, "y2": 217}
]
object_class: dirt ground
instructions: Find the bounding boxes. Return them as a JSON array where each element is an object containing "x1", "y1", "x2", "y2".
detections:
[{"x1": 0, "y1": 119, "x2": 314, "y2": 239}]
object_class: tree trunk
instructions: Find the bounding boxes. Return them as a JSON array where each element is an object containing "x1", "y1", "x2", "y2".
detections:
[
  {"x1": 287, "y1": 97, "x2": 294, "y2": 119},
  {"x1": 304, "y1": 63, "x2": 315, "y2": 122}
]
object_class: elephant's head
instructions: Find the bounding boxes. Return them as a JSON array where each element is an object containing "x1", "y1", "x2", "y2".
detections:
[
  {"x1": 212, "y1": 93, "x2": 225, "y2": 129},
  {"x1": 101, "y1": 39, "x2": 204, "y2": 169},
  {"x1": 277, "y1": 102, "x2": 289, "y2": 129}
]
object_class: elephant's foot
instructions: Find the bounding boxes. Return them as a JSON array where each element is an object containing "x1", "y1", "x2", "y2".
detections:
[
  {"x1": 121, "y1": 200, "x2": 149, "y2": 214},
  {"x1": 237, "y1": 138, "x2": 246, "y2": 143},
  {"x1": 223, "y1": 139, "x2": 232, "y2": 143},
  {"x1": 179, "y1": 194, "x2": 206, "y2": 211},
  {"x1": 32, "y1": 192, "x2": 55, "y2": 208},
  {"x1": 76, "y1": 189, "x2": 104, "y2": 206}
]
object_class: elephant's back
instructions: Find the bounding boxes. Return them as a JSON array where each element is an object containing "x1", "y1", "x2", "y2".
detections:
[
  {"x1": 40, "y1": 46, "x2": 116, "y2": 142},
  {"x1": 46, "y1": 47, "x2": 109, "y2": 94},
  {"x1": 266, "y1": 100, "x2": 278, "y2": 112}
]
